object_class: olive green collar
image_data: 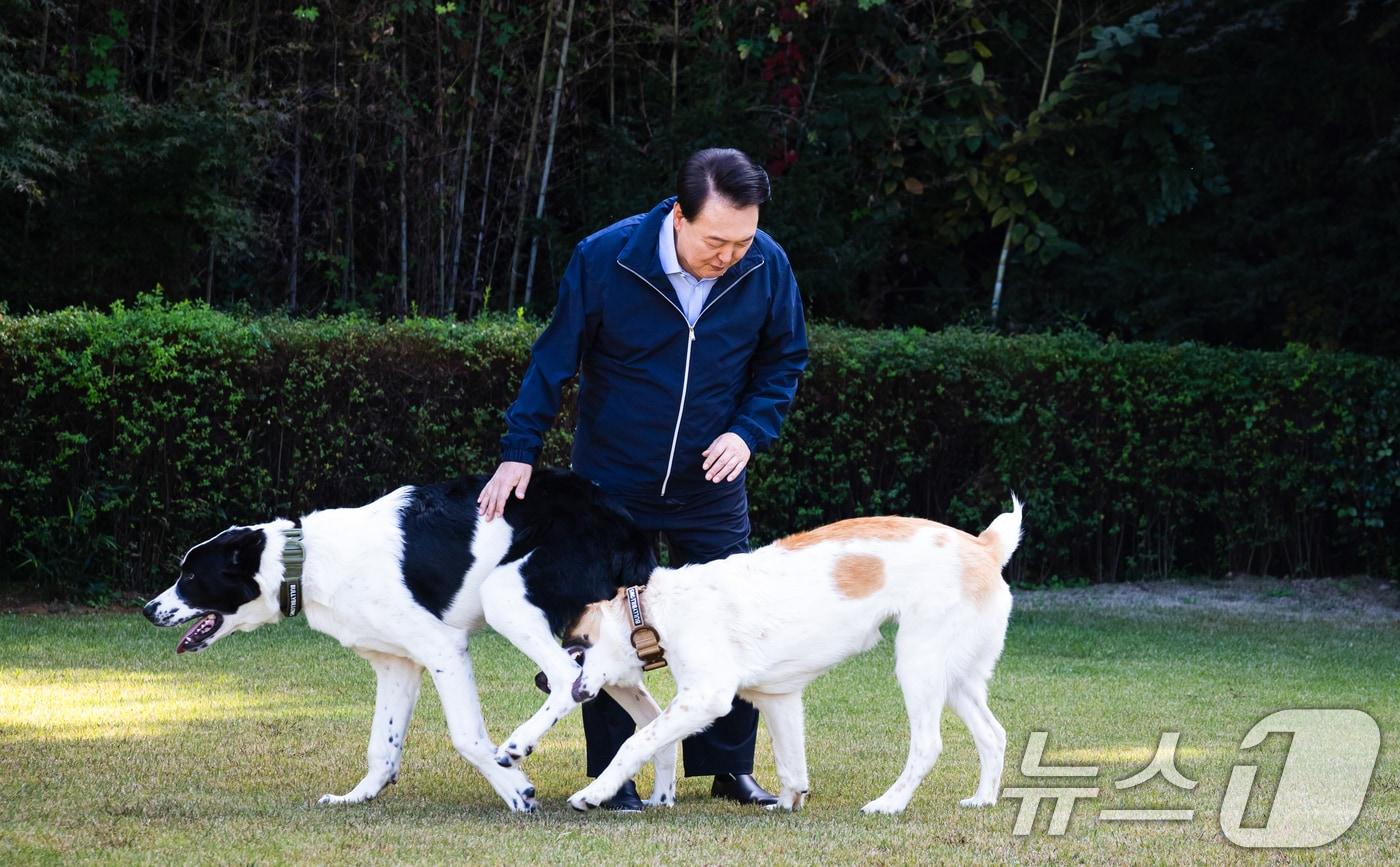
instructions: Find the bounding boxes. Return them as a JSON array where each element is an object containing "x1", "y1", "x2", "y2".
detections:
[{"x1": 278, "y1": 528, "x2": 306, "y2": 617}]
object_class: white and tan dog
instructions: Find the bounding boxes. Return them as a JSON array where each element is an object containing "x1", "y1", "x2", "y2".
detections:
[{"x1": 562, "y1": 498, "x2": 1022, "y2": 814}]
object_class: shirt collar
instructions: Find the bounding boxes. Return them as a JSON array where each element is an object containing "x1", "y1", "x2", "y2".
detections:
[{"x1": 657, "y1": 207, "x2": 685, "y2": 277}]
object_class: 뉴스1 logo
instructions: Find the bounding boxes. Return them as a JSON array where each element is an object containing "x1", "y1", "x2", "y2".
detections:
[{"x1": 1002, "y1": 708, "x2": 1380, "y2": 848}]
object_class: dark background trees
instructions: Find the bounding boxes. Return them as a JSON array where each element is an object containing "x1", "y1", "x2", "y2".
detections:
[{"x1": 2, "y1": 0, "x2": 1397, "y2": 355}]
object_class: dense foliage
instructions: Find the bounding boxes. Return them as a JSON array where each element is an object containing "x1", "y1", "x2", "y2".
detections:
[
  {"x1": 1, "y1": 1, "x2": 1396, "y2": 354},
  {"x1": 2, "y1": 300, "x2": 1394, "y2": 599}
]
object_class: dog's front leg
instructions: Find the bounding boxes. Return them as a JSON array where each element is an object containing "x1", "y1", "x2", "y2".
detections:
[
  {"x1": 319, "y1": 652, "x2": 422, "y2": 806},
  {"x1": 568, "y1": 686, "x2": 736, "y2": 811},
  {"x1": 428, "y1": 648, "x2": 539, "y2": 813},
  {"x1": 602, "y1": 683, "x2": 677, "y2": 807},
  {"x1": 746, "y1": 691, "x2": 809, "y2": 811},
  {"x1": 480, "y1": 565, "x2": 585, "y2": 767}
]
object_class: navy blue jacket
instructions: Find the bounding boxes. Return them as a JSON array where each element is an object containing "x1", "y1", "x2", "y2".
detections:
[{"x1": 501, "y1": 197, "x2": 809, "y2": 497}]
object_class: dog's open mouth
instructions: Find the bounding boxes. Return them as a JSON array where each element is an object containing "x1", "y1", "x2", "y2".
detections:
[{"x1": 176, "y1": 612, "x2": 223, "y2": 654}]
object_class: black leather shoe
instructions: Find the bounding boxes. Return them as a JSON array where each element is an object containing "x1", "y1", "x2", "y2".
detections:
[
  {"x1": 710, "y1": 773, "x2": 778, "y2": 806},
  {"x1": 601, "y1": 779, "x2": 644, "y2": 813}
]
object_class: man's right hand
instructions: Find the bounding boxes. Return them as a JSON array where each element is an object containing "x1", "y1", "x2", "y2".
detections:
[{"x1": 478, "y1": 461, "x2": 533, "y2": 521}]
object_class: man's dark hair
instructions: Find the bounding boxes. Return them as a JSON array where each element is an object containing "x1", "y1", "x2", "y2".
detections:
[{"x1": 676, "y1": 148, "x2": 771, "y2": 219}]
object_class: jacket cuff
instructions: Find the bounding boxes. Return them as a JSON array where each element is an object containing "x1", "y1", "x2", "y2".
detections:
[
  {"x1": 728, "y1": 423, "x2": 763, "y2": 455},
  {"x1": 500, "y1": 448, "x2": 540, "y2": 465}
]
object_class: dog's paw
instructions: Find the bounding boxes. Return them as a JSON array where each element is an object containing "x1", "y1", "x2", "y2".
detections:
[
  {"x1": 959, "y1": 794, "x2": 997, "y2": 808},
  {"x1": 643, "y1": 788, "x2": 675, "y2": 808},
  {"x1": 317, "y1": 792, "x2": 369, "y2": 806},
  {"x1": 770, "y1": 789, "x2": 807, "y2": 812},
  {"x1": 494, "y1": 741, "x2": 533, "y2": 768},
  {"x1": 502, "y1": 785, "x2": 538, "y2": 814},
  {"x1": 860, "y1": 797, "x2": 905, "y2": 815},
  {"x1": 567, "y1": 787, "x2": 604, "y2": 812}
]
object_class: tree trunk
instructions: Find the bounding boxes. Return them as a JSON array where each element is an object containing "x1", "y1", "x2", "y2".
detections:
[
  {"x1": 525, "y1": 0, "x2": 577, "y2": 305},
  {"x1": 608, "y1": 0, "x2": 616, "y2": 126},
  {"x1": 343, "y1": 78, "x2": 361, "y2": 308},
  {"x1": 490, "y1": 144, "x2": 522, "y2": 300},
  {"x1": 795, "y1": 21, "x2": 832, "y2": 157},
  {"x1": 507, "y1": 0, "x2": 557, "y2": 309},
  {"x1": 449, "y1": 0, "x2": 489, "y2": 317},
  {"x1": 37, "y1": 5, "x2": 50, "y2": 72},
  {"x1": 397, "y1": 13, "x2": 410, "y2": 318},
  {"x1": 194, "y1": 0, "x2": 215, "y2": 76},
  {"x1": 244, "y1": 0, "x2": 260, "y2": 95},
  {"x1": 435, "y1": 10, "x2": 447, "y2": 316},
  {"x1": 670, "y1": 0, "x2": 679, "y2": 126},
  {"x1": 289, "y1": 37, "x2": 304, "y2": 313},
  {"x1": 470, "y1": 57, "x2": 506, "y2": 316},
  {"x1": 992, "y1": 0, "x2": 1063, "y2": 326},
  {"x1": 146, "y1": 0, "x2": 160, "y2": 100}
]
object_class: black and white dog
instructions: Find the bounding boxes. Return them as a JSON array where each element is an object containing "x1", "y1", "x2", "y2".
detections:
[{"x1": 143, "y1": 470, "x2": 678, "y2": 812}]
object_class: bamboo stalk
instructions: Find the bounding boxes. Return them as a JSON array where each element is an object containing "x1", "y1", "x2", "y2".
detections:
[
  {"x1": 435, "y1": 10, "x2": 447, "y2": 315},
  {"x1": 524, "y1": 0, "x2": 577, "y2": 305},
  {"x1": 146, "y1": 0, "x2": 160, "y2": 100},
  {"x1": 244, "y1": 0, "x2": 259, "y2": 95},
  {"x1": 450, "y1": 0, "x2": 490, "y2": 316},
  {"x1": 470, "y1": 46, "x2": 507, "y2": 315},
  {"x1": 398, "y1": 9, "x2": 410, "y2": 318},
  {"x1": 608, "y1": 0, "x2": 615, "y2": 126},
  {"x1": 507, "y1": 1, "x2": 557, "y2": 309},
  {"x1": 289, "y1": 28, "x2": 305, "y2": 313},
  {"x1": 670, "y1": 0, "x2": 679, "y2": 125},
  {"x1": 991, "y1": 0, "x2": 1063, "y2": 326},
  {"x1": 343, "y1": 74, "x2": 361, "y2": 307}
]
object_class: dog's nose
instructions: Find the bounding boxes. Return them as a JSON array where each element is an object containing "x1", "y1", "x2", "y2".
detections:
[
  {"x1": 571, "y1": 674, "x2": 595, "y2": 704},
  {"x1": 142, "y1": 600, "x2": 163, "y2": 623}
]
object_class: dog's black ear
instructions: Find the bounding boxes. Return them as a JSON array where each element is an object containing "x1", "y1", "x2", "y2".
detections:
[{"x1": 220, "y1": 527, "x2": 267, "y2": 572}]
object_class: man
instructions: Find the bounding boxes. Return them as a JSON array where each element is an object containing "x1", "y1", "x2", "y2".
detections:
[{"x1": 478, "y1": 147, "x2": 808, "y2": 811}]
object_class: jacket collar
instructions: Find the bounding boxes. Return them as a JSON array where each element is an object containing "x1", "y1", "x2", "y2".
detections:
[{"x1": 616, "y1": 197, "x2": 765, "y2": 309}]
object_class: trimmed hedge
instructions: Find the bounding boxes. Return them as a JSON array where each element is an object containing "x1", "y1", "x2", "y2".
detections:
[{"x1": 2, "y1": 296, "x2": 1395, "y2": 598}]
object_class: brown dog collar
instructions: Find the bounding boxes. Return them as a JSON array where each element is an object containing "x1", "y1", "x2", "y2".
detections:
[{"x1": 625, "y1": 586, "x2": 666, "y2": 671}]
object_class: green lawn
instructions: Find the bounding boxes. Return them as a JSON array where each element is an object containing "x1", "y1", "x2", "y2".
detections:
[{"x1": 1, "y1": 584, "x2": 1396, "y2": 865}]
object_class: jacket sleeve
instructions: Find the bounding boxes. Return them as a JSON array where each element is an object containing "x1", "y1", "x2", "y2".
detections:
[
  {"x1": 499, "y1": 244, "x2": 598, "y2": 464},
  {"x1": 727, "y1": 260, "x2": 809, "y2": 453}
]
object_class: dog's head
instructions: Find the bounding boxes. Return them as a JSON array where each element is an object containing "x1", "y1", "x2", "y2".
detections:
[
  {"x1": 563, "y1": 593, "x2": 647, "y2": 702},
  {"x1": 142, "y1": 521, "x2": 295, "y2": 653}
]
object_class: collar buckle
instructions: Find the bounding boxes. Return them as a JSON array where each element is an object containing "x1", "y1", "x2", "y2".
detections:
[{"x1": 625, "y1": 585, "x2": 666, "y2": 671}]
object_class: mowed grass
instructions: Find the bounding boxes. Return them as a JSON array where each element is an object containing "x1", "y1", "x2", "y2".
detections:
[{"x1": 1, "y1": 589, "x2": 1397, "y2": 865}]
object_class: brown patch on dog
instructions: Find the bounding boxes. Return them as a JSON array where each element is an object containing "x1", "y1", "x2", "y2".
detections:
[
  {"x1": 833, "y1": 554, "x2": 886, "y2": 598},
  {"x1": 565, "y1": 604, "x2": 606, "y2": 646},
  {"x1": 960, "y1": 530, "x2": 1006, "y2": 607},
  {"x1": 776, "y1": 516, "x2": 924, "y2": 551}
]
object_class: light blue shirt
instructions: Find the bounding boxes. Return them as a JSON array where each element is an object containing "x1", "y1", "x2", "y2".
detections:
[{"x1": 658, "y1": 213, "x2": 717, "y2": 325}]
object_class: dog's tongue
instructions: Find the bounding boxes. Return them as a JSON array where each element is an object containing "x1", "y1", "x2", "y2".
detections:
[{"x1": 177, "y1": 613, "x2": 218, "y2": 653}]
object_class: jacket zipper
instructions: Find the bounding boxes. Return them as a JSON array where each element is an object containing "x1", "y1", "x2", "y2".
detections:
[{"x1": 617, "y1": 258, "x2": 766, "y2": 495}]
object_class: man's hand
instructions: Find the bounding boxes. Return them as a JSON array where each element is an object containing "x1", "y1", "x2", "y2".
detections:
[
  {"x1": 702, "y1": 432, "x2": 751, "y2": 483},
  {"x1": 478, "y1": 461, "x2": 533, "y2": 521}
]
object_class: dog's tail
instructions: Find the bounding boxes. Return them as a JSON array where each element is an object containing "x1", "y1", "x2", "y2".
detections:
[{"x1": 980, "y1": 493, "x2": 1024, "y2": 568}]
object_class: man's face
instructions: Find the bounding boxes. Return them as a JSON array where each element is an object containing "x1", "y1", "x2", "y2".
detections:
[{"x1": 672, "y1": 197, "x2": 759, "y2": 280}]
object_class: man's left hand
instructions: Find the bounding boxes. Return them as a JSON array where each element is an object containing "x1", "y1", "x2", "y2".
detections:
[{"x1": 702, "y1": 432, "x2": 751, "y2": 483}]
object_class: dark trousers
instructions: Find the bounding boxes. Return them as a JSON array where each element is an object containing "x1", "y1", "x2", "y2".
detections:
[{"x1": 583, "y1": 480, "x2": 758, "y2": 778}]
